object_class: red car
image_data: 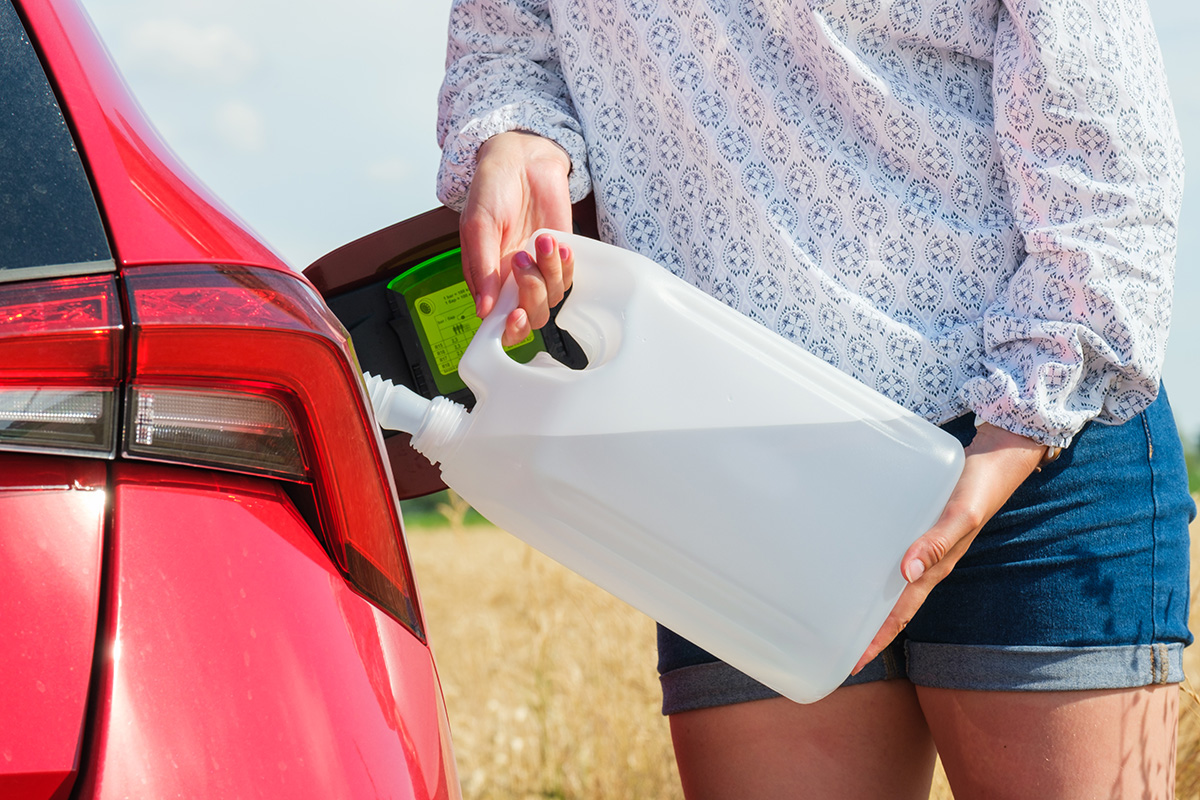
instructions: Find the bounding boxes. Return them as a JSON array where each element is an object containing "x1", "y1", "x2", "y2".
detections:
[{"x1": 1, "y1": 0, "x2": 463, "y2": 796}]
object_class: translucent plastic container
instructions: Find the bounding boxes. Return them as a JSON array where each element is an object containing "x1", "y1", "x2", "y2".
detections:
[{"x1": 366, "y1": 230, "x2": 964, "y2": 703}]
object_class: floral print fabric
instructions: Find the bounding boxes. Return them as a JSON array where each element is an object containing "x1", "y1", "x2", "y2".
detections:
[{"x1": 436, "y1": 0, "x2": 1183, "y2": 446}]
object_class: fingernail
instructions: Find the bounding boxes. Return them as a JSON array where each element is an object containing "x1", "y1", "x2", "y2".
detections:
[
  {"x1": 559, "y1": 244, "x2": 571, "y2": 262},
  {"x1": 536, "y1": 234, "x2": 554, "y2": 256},
  {"x1": 514, "y1": 250, "x2": 533, "y2": 270},
  {"x1": 903, "y1": 559, "x2": 925, "y2": 583}
]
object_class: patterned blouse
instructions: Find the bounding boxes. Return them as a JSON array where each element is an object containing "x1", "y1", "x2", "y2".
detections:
[{"x1": 436, "y1": 0, "x2": 1183, "y2": 447}]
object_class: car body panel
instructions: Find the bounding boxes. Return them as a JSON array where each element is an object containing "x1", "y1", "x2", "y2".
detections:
[
  {"x1": 20, "y1": 0, "x2": 288, "y2": 272},
  {"x1": 0, "y1": 455, "x2": 105, "y2": 800},
  {"x1": 74, "y1": 462, "x2": 456, "y2": 799}
]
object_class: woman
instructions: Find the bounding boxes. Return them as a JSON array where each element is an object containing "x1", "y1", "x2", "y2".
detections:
[{"x1": 435, "y1": 1, "x2": 1195, "y2": 796}]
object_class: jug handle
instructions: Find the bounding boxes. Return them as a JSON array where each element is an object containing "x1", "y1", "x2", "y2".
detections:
[
  {"x1": 459, "y1": 271, "x2": 534, "y2": 388},
  {"x1": 462, "y1": 230, "x2": 616, "y2": 389},
  {"x1": 525, "y1": 229, "x2": 622, "y2": 368}
]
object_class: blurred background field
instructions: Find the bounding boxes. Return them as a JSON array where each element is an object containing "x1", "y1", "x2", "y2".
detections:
[{"x1": 405, "y1": 482, "x2": 1200, "y2": 800}]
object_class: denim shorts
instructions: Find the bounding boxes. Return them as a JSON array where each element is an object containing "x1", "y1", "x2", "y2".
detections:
[{"x1": 657, "y1": 387, "x2": 1196, "y2": 715}]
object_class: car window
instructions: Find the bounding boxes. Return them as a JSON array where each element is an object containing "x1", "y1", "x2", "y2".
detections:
[{"x1": 1, "y1": 0, "x2": 113, "y2": 282}]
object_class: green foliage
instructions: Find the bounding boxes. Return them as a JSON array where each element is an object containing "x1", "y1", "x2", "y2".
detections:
[
  {"x1": 1184, "y1": 429, "x2": 1200, "y2": 495},
  {"x1": 400, "y1": 489, "x2": 488, "y2": 529}
]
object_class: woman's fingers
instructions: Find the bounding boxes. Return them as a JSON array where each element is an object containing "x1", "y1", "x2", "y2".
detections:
[
  {"x1": 534, "y1": 232, "x2": 566, "y2": 307},
  {"x1": 512, "y1": 239, "x2": 552, "y2": 334},
  {"x1": 558, "y1": 242, "x2": 574, "y2": 297},
  {"x1": 504, "y1": 233, "x2": 576, "y2": 346},
  {"x1": 898, "y1": 496, "x2": 985, "y2": 584},
  {"x1": 459, "y1": 211, "x2": 504, "y2": 318},
  {"x1": 503, "y1": 306, "x2": 531, "y2": 349},
  {"x1": 506, "y1": 249, "x2": 542, "y2": 346}
]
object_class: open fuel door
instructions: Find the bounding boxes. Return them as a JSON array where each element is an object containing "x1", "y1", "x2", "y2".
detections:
[{"x1": 304, "y1": 202, "x2": 595, "y2": 500}]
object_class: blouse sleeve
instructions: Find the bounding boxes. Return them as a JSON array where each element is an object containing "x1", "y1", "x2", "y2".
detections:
[
  {"x1": 960, "y1": 0, "x2": 1185, "y2": 447},
  {"x1": 435, "y1": 0, "x2": 591, "y2": 211}
]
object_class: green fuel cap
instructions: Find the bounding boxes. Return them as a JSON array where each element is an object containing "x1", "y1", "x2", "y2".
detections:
[{"x1": 387, "y1": 248, "x2": 546, "y2": 396}]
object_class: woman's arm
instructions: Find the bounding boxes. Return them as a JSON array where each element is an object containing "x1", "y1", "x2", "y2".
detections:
[
  {"x1": 437, "y1": 0, "x2": 588, "y2": 342},
  {"x1": 960, "y1": 0, "x2": 1184, "y2": 448},
  {"x1": 862, "y1": 0, "x2": 1184, "y2": 667}
]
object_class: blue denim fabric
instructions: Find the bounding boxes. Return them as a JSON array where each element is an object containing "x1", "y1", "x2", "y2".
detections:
[
  {"x1": 657, "y1": 387, "x2": 1195, "y2": 714},
  {"x1": 656, "y1": 630, "x2": 909, "y2": 715}
]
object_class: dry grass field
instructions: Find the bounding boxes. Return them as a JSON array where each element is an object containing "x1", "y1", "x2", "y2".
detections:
[{"x1": 406, "y1": 506, "x2": 1200, "y2": 799}]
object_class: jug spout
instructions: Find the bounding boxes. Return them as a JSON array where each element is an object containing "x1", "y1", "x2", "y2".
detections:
[
  {"x1": 363, "y1": 372, "x2": 470, "y2": 466},
  {"x1": 364, "y1": 372, "x2": 430, "y2": 434},
  {"x1": 409, "y1": 395, "x2": 472, "y2": 465}
]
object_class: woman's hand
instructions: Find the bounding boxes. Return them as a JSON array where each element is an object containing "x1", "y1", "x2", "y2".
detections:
[
  {"x1": 852, "y1": 423, "x2": 1049, "y2": 673},
  {"x1": 460, "y1": 131, "x2": 575, "y2": 347}
]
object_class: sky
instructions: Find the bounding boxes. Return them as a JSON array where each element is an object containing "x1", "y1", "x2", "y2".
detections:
[{"x1": 78, "y1": 0, "x2": 1200, "y2": 437}]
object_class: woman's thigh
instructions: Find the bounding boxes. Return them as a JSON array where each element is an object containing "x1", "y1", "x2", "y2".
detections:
[
  {"x1": 918, "y1": 684, "x2": 1179, "y2": 800},
  {"x1": 668, "y1": 680, "x2": 936, "y2": 800}
]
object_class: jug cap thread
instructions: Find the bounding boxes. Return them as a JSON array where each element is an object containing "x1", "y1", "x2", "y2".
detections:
[{"x1": 410, "y1": 395, "x2": 470, "y2": 465}]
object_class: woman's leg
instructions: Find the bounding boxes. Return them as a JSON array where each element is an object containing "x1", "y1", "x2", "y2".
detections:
[
  {"x1": 668, "y1": 680, "x2": 937, "y2": 800},
  {"x1": 919, "y1": 684, "x2": 1179, "y2": 799},
  {"x1": 903, "y1": 394, "x2": 1191, "y2": 798}
]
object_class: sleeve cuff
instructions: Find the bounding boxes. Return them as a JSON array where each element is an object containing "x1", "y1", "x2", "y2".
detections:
[
  {"x1": 961, "y1": 372, "x2": 1084, "y2": 449},
  {"x1": 436, "y1": 104, "x2": 591, "y2": 213}
]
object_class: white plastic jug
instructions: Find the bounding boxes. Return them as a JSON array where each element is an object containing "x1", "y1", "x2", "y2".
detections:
[{"x1": 366, "y1": 230, "x2": 964, "y2": 703}]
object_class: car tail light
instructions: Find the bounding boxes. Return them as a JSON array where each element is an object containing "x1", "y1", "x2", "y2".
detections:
[
  {"x1": 126, "y1": 386, "x2": 305, "y2": 478},
  {"x1": 0, "y1": 275, "x2": 122, "y2": 456},
  {"x1": 0, "y1": 388, "x2": 115, "y2": 455},
  {"x1": 122, "y1": 263, "x2": 422, "y2": 638},
  {"x1": 0, "y1": 268, "x2": 422, "y2": 638},
  {"x1": 0, "y1": 265, "x2": 422, "y2": 637}
]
